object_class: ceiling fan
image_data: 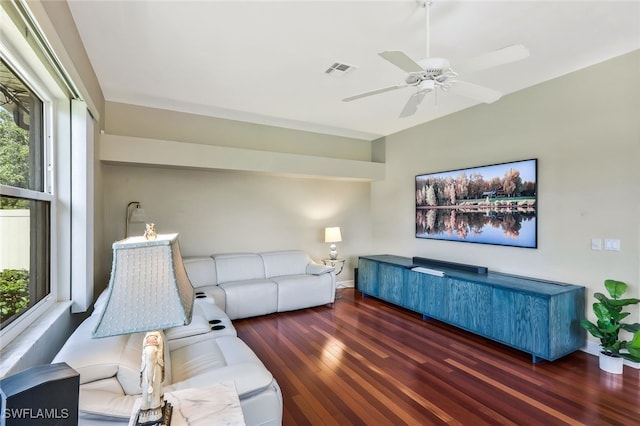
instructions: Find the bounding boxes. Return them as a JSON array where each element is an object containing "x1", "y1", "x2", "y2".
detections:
[{"x1": 342, "y1": 1, "x2": 530, "y2": 117}]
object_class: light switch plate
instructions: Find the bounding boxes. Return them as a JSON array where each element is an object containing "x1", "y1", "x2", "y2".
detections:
[
  {"x1": 604, "y1": 239, "x2": 621, "y2": 251},
  {"x1": 591, "y1": 238, "x2": 602, "y2": 250}
]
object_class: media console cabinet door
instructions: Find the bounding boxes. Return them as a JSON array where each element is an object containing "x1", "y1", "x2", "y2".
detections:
[
  {"x1": 492, "y1": 289, "x2": 549, "y2": 357},
  {"x1": 404, "y1": 271, "x2": 427, "y2": 313},
  {"x1": 358, "y1": 258, "x2": 379, "y2": 297},
  {"x1": 405, "y1": 271, "x2": 447, "y2": 318},
  {"x1": 447, "y1": 278, "x2": 492, "y2": 336},
  {"x1": 378, "y1": 263, "x2": 404, "y2": 305}
]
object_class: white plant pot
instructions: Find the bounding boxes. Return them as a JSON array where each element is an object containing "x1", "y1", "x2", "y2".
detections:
[{"x1": 599, "y1": 352, "x2": 624, "y2": 374}]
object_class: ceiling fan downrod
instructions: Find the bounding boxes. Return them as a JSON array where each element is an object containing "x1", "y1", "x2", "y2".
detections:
[{"x1": 418, "y1": 0, "x2": 432, "y2": 59}]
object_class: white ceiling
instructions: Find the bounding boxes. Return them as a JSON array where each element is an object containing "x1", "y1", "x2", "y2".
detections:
[{"x1": 67, "y1": 1, "x2": 640, "y2": 141}]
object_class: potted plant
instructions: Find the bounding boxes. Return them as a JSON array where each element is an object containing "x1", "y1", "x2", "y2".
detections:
[{"x1": 580, "y1": 279, "x2": 640, "y2": 374}]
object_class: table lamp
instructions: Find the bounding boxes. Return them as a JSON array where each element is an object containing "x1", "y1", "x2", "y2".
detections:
[
  {"x1": 93, "y1": 232, "x2": 194, "y2": 425},
  {"x1": 324, "y1": 226, "x2": 342, "y2": 260}
]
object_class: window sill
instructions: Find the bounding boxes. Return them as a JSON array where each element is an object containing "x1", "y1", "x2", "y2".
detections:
[{"x1": 0, "y1": 301, "x2": 73, "y2": 378}]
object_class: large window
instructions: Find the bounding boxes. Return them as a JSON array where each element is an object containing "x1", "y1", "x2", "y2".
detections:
[{"x1": 0, "y1": 57, "x2": 51, "y2": 330}]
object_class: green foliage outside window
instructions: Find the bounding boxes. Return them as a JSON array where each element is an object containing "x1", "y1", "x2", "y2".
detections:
[
  {"x1": 0, "y1": 109, "x2": 30, "y2": 208},
  {"x1": 0, "y1": 269, "x2": 29, "y2": 323},
  {"x1": 1, "y1": 109, "x2": 32, "y2": 323}
]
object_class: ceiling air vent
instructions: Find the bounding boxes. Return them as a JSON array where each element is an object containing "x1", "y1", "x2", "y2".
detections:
[{"x1": 325, "y1": 62, "x2": 356, "y2": 77}]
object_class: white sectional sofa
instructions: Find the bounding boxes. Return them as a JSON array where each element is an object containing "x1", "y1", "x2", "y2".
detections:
[
  {"x1": 184, "y1": 250, "x2": 336, "y2": 320},
  {"x1": 52, "y1": 249, "x2": 333, "y2": 425},
  {"x1": 53, "y1": 292, "x2": 282, "y2": 425}
]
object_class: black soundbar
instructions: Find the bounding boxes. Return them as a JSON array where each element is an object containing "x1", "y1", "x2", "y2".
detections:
[{"x1": 412, "y1": 257, "x2": 488, "y2": 275}]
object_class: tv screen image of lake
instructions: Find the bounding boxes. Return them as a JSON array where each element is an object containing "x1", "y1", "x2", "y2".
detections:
[{"x1": 416, "y1": 208, "x2": 536, "y2": 247}]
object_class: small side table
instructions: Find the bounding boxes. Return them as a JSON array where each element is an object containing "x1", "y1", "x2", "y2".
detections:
[
  {"x1": 322, "y1": 258, "x2": 345, "y2": 276},
  {"x1": 128, "y1": 381, "x2": 245, "y2": 426}
]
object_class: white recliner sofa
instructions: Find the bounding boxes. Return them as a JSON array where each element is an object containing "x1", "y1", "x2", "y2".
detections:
[
  {"x1": 184, "y1": 250, "x2": 336, "y2": 320},
  {"x1": 53, "y1": 291, "x2": 283, "y2": 425}
]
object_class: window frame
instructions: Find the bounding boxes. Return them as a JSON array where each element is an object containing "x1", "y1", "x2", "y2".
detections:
[{"x1": 0, "y1": 11, "x2": 67, "y2": 347}]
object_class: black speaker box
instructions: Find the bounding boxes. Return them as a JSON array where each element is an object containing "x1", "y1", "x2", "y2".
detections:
[{"x1": 0, "y1": 362, "x2": 79, "y2": 426}]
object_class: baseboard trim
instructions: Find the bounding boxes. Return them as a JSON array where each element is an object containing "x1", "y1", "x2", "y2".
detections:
[
  {"x1": 336, "y1": 280, "x2": 354, "y2": 289},
  {"x1": 581, "y1": 340, "x2": 640, "y2": 369}
]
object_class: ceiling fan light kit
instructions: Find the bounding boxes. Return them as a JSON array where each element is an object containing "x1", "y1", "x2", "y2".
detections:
[{"x1": 342, "y1": 1, "x2": 529, "y2": 117}]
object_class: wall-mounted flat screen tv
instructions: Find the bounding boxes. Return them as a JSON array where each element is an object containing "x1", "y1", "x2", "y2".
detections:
[{"x1": 416, "y1": 158, "x2": 537, "y2": 248}]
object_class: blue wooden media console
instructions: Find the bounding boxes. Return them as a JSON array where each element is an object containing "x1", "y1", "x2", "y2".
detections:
[{"x1": 357, "y1": 255, "x2": 586, "y2": 363}]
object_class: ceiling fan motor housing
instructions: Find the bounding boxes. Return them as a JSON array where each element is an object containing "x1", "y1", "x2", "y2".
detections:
[{"x1": 404, "y1": 57, "x2": 453, "y2": 86}]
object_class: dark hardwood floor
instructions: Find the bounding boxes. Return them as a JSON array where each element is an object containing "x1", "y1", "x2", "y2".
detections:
[{"x1": 234, "y1": 288, "x2": 640, "y2": 426}]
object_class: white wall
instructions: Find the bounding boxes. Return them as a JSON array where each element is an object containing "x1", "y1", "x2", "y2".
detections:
[
  {"x1": 100, "y1": 102, "x2": 377, "y2": 290},
  {"x1": 102, "y1": 165, "x2": 371, "y2": 286},
  {"x1": 0, "y1": 210, "x2": 29, "y2": 270},
  {"x1": 372, "y1": 51, "x2": 640, "y2": 331}
]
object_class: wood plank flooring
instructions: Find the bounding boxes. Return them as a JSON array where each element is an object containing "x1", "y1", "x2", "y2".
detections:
[{"x1": 234, "y1": 289, "x2": 640, "y2": 425}]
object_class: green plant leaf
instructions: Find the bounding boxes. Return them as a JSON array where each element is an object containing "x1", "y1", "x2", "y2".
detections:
[
  {"x1": 629, "y1": 331, "x2": 640, "y2": 349},
  {"x1": 619, "y1": 350, "x2": 640, "y2": 363},
  {"x1": 621, "y1": 323, "x2": 640, "y2": 333},
  {"x1": 593, "y1": 303, "x2": 615, "y2": 325},
  {"x1": 604, "y1": 279, "x2": 628, "y2": 299},
  {"x1": 621, "y1": 333, "x2": 640, "y2": 362},
  {"x1": 580, "y1": 320, "x2": 604, "y2": 338},
  {"x1": 607, "y1": 298, "x2": 640, "y2": 307}
]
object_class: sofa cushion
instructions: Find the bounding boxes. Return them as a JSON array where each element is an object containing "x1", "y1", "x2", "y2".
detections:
[
  {"x1": 183, "y1": 256, "x2": 218, "y2": 287},
  {"x1": 77, "y1": 378, "x2": 139, "y2": 419},
  {"x1": 78, "y1": 388, "x2": 139, "y2": 419},
  {"x1": 219, "y1": 279, "x2": 278, "y2": 320},
  {"x1": 53, "y1": 315, "x2": 172, "y2": 397},
  {"x1": 170, "y1": 336, "x2": 228, "y2": 382},
  {"x1": 166, "y1": 336, "x2": 274, "y2": 399},
  {"x1": 214, "y1": 253, "x2": 265, "y2": 283},
  {"x1": 261, "y1": 250, "x2": 309, "y2": 278},
  {"x1": 52, "y1": 316, "x2": 126, "y2": 385},
  {"x1": 274, "y1": 273, "x2": 335, "y2": 312}
]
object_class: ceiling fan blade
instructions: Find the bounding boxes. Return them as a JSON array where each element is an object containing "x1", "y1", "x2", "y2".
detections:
[
  {"x1": 342, "y1": 84, "x2": 408, "y2": 102},
  {"x1": 399, "y1": 90, "x2": 428, "y2": 118},
  {"x1": 379, "y1": 51, "x2": 423, "y2": 73},
  {"x1": 457, "y1": 44, "x2": 530, "y2": 74},
  {"x1": 451, "y1": 81, "x2": 503, "y2": 104}
]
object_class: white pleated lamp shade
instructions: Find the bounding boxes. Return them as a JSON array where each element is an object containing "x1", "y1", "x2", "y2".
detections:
[{"x1": 93, "y1": 233, "x2": 194, "y2": 338}]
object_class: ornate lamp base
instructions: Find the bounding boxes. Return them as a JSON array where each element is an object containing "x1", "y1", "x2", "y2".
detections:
[
  {"x1": 136, "y1": 401, "x2": 173, "y2": 426},
  {"x1": 329, "y1": 243, "x2": 338, "y2": 260}
]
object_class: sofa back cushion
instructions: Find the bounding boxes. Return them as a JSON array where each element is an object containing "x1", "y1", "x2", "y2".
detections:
[
  {"x1": 261, "y1": 250, "x2": 309, "y2": 278},
  {"x1": 183, "y1": 257, "x2": 218, "y2": 287},
  {"x1": 53, "y1": 317, "x2": 172, "y2": 395},
  {"x1": 214, "y1": 253, "x2": 265, "y2": 284}
]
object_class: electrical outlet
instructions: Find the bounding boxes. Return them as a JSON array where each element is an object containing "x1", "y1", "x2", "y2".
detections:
[
  {"x1": 604, "y1": 239, "x2": 621, "y2": 251},
  {"x1": 591, "y1": 238, "x2": 602, "y2": 250}
]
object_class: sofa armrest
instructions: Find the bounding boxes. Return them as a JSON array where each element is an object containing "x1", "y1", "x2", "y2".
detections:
[{"x1": 306, "y1": 262, "x2": 334, "y2": 275}]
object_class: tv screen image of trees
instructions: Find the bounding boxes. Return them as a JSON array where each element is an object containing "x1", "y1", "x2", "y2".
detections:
[{"x1": 415, "y1": 159, "x2": 537, "y2": 248}]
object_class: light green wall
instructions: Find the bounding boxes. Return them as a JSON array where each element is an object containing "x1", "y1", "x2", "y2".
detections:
[
  {"x1": 372, "y1": 51, "x2": 640, "y2": 335},
  {"x1": 102, "y1": 164, "x2": 372, "y2": 281},
  {"x1": 101, "y1": 104, "x2": 376, "y2": 285},
  {"x1": 105, "y1": 102, "x2": 372, "y2": 161}
]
